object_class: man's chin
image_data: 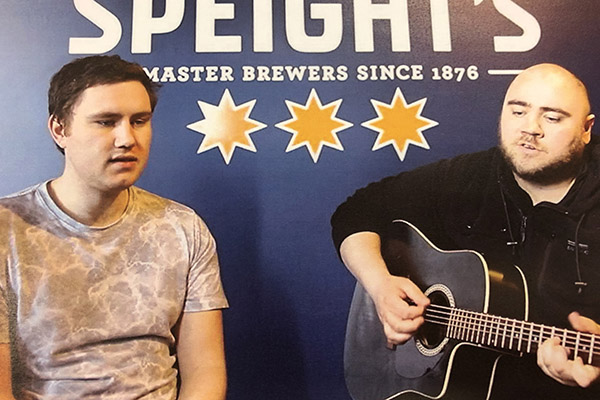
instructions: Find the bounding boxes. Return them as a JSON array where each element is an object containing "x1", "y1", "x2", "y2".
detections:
[{"x1": 513, "y1": 162, "x2": 580, "y2": 186}]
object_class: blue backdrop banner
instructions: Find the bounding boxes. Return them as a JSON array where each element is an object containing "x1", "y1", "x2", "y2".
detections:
[{"x1": 1, "y1": 1, "x2": 599, "y2": 399}]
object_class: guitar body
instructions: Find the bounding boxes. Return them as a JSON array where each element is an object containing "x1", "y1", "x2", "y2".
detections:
[{"x1": 344, "y1": 220, "x2": 529, "y2": 400}]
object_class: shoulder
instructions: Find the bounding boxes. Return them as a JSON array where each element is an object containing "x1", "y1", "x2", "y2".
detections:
[
  {"x1": 0, "y1": 182, "x2": 45, "y2": 217},
  {"x1": 131, "y1": 187, "x2": 197, "y2": 216},
  {"x1": 0, "y1": 183, "x2": 42, "y2": 203},
  {"x1": 430, "y1": 147, "x2": 499, "y2": 172},
  {"x1": 586, "y1": 135, "x2": 600, "y2": 166},
  {"x1": 129, "y1": 187, "x2": 211, "y2": 232},
  {"x1": 424, "y1": 147, "x2": 500, "y2": 185},
  {"x1": 381, "y1": 147, "x2": 500, "y2": 188}
]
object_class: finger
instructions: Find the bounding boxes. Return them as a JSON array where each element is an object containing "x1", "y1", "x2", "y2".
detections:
[
  {"x1": 568, "y1": 312, "x2": 600, "y2": 334},
  {"x1": 383, "y1": 314, "x2": 426, "y2": 344},
  {"x1": 572, "y1": 357, "x2": 600, "y2": 388},
  {"x1": 384, "y1": 324, "x2": 420, "y2": 345},
  {"x1": 397, "y1": 278, "x2": 430, "y2": 306},
  {"x1": 537, "y1": 337, "x2": 563, "y2": 369},
  {"x1": 537, "y1": 338, "x2": 579, "y2": 386},
  {"x1": 386, "y1": 298, "x2": 425, "y2": 321}
]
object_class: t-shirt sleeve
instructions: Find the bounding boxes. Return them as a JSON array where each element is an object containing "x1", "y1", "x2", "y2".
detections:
[
  {"x1": 0, "y1": 287, "x2": 8, "y2": 343},
  {"x1": 0, "y1": 258, "x2": 9, "y2": 343},
  {"x1": 183, "y1": 215, "x2": 229, "y2": 312}
]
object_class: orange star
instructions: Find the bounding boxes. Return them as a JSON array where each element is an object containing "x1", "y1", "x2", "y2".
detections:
[
  {"x1": 362, "y1": 87, "x2": 438, "y2": 161},
  {"x1": 187, "y1": 89, "x2": 267, "y2": 164},
  {"x1": 275, "y1": 89, "x2": 353, "y2": 163}
]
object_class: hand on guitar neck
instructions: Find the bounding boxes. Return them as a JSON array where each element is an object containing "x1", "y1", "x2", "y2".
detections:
[{"x1": 538, "y1": 312, "x2": 600, "y2": 388}]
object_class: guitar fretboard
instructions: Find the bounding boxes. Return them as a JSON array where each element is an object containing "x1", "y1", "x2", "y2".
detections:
[{"x1": 425, "y1": 304, "x2": 600, "y2": 366}]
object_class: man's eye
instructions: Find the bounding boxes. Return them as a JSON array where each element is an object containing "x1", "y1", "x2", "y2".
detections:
[
  {"x1": 512, "y1": 110, "x2": 524, "y2": 117},
  {"x1": 133, "y1": 119, "x2": 149, "y2": 127},
  {"x1": 545, "y1": 115, "x2": 562, "y2": 123},
  {"x1": 96, "y1": 120, "x2": 115, "y2": 127}
]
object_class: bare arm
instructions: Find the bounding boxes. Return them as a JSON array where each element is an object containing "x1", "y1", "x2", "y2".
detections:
[
  {"x1": 340, "y1": 231, "x2": 429, "y2": 345},
  {"x1": 537, "y1": 312, "x2": 600, "y2": 387},
  {"x1": 0, "y1": 344, "x2": 15, "y2": 400},
  {"x1": 175, "y1": 310, "x2": 227, "y2": 400}
]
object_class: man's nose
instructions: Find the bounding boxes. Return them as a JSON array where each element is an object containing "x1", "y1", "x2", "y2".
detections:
[
  {"x1": 114, "y1": 121, "x2": 135, "y2": 148},
  {"x1": 522, "y1": 115, "x2": 543, "y2": 137}
]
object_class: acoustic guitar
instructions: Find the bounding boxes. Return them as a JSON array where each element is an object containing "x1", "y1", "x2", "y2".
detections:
[{"x1": 344, "y1": 220, "x2": 599, "y2": 400}]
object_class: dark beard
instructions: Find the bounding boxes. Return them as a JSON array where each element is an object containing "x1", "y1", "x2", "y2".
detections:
[{"x1": 499, "y1": 141, "x2": 585, "y2": 186}]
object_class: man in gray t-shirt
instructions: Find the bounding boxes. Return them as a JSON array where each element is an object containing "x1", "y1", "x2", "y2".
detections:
[{"x1": 0, "y1": 55, "x2": 228, "y2": 400}]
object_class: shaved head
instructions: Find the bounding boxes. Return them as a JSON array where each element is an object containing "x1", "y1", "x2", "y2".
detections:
[
  {"x1": 506, "y1": 63, "x2": 591, "y2": 117},
  {"x1": 499, "y1": 63, "x2": 595, "y2": 186}
]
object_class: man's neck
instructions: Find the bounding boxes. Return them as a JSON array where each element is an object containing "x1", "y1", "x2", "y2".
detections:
[
  {"x1": 48, "y1": 177, "x2": 130, "y2": 227},
  {"x1": 513, "y1": 173, "x2": 576, "y2": 206}
]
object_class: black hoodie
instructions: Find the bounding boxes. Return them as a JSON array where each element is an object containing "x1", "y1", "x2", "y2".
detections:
[{"x1": 332, "y1": 139, "x2": 600, "y2": 398}]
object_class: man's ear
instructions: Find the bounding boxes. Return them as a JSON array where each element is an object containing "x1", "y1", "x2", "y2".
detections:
[
  {"x1": 583, "y1": 114, "x2": 595, "y2": 144},
  {"x1": 48, "y1": 115, "x2": 67, "y2": 150}
]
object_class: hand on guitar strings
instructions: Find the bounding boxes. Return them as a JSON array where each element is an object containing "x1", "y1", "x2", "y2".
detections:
[
  {"x1": 537, "y1": 312, "x2": 600, "y2": 388},
  {"x1": 371, "y1": 275, "x2": 430, "y2": 346}
]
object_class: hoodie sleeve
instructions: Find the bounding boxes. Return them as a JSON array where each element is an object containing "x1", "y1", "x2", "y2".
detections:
[{"x1": 330, "y1": 149, "x2": 497, "y2": 256}]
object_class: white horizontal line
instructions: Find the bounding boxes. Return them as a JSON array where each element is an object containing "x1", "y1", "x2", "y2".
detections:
[{"x1": 487, "y1": 69, "x2": 523, "y2": 76}]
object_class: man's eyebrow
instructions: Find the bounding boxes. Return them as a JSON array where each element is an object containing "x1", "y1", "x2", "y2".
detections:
[
  {"x1": 86, "y1": 111, "x2": 153, "y2": 120},
  {"x1": 540, "y1": 107, "x2": 571, "y2": 117},
  {"x1": 506, "y1": 100, "x2": 530, "y2": 107},
  {"x1": 86, "y1": 112, "x2": 122, "y2": 120}
]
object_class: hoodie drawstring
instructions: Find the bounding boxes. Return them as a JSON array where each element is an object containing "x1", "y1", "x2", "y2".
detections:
[{"x1": 573, "y1": 212, "x2": 588, "y2": 294}]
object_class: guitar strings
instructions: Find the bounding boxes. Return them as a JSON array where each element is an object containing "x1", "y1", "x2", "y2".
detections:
[
  {"x1": 420, "y1": 303, "x2": 600, "y2": 362},
  {"x1": 425, "y1": 304, "x2": 598, "y2": 351}
]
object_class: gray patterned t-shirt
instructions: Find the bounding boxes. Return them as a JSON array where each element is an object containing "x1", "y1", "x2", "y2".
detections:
[{"x1": 0, "y1": 182, "x2": 228, "y2": 399}]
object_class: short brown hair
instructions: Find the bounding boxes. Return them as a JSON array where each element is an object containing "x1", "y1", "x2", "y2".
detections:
[{"x1": 48, "y1": 55, "x2": 160, "y2": 125}]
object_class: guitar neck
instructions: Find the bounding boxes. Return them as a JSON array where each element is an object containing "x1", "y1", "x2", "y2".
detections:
[{"x1": 426, "y1": 305, "x2": 600, "y2": 366}]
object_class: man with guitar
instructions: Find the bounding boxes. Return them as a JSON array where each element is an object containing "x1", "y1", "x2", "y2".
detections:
[{"x1": 332, "y1": 63, "x2": 600, "y2": 398}]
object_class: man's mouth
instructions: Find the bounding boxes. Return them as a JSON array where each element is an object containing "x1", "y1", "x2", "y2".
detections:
[
  {"x1": 109, "y1": 155, "x2": 138, "y2": 163},
  {"x1": 108, "y1": 155, "x2": 139, "y2": 168},
  {"x1": 518, "y1": 141, "x2": 541, "y2": 152}
]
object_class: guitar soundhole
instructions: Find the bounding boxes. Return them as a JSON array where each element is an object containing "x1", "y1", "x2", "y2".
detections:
[
  {"x1": 414, "y1": 284, "x2": 454, "y2": 357},
  {"x1": 418, "y1": 291, "x2": 450, "y2": 349}
]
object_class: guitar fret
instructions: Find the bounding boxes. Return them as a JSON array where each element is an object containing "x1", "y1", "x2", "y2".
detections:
[
  {"x1": 501, "y1": 317, "x2": 507, "y2": 349},
  {"x1": 482, "y1": 316, "x2": 492, "y2": 345},
  {"x1": 466, "y1": 312, "x2": 472, "y2": 340},
  {"x1": 456, "y1": 310, "x2": 462, "y2": 339},
  {"x1": 475, "y1": 313, "x2": 482, "y2": 344},
  {"x1": 518, "y1": 322, "x2": 524, "y2": 352},
  {"x1": 447, "y1": 309, "x2": 454, "y2": 339},
  {"x1": 469, "y1": 312, "x2": 476, "y2": 343},
  {"x1": 510, "y1": 320, "x2": 516, "y2": 350},
  {"x1": 461, "y1": 313, "x2": 469, "y2": 340},
  {"x1": 458, "y1": 310, "x2": 465, "y2": 340},
  {"x1": 575, "y1": 332, "x2": 581, "y2": 360},
  {"x1": 527, "y1": 323, "x2": 534, "y2": 353},
  {"x1": 453, "y1": 309, "x2": 460, "y2": 339},
  {"x1": 589, "y1": 335, "x2": 595, "y2": 365},
  {"x1": 539, "y1": 325, "x2": 545, "y2": 348},
  {"x1": 451, "y1": 309, "x2": 458, "y2": 339},
  {"x1": 493, "y1": 317, "x2": 499, "y2": 347},
  {"x1": 482, "y1": 315, "x2": 488, "y2": 345}
]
